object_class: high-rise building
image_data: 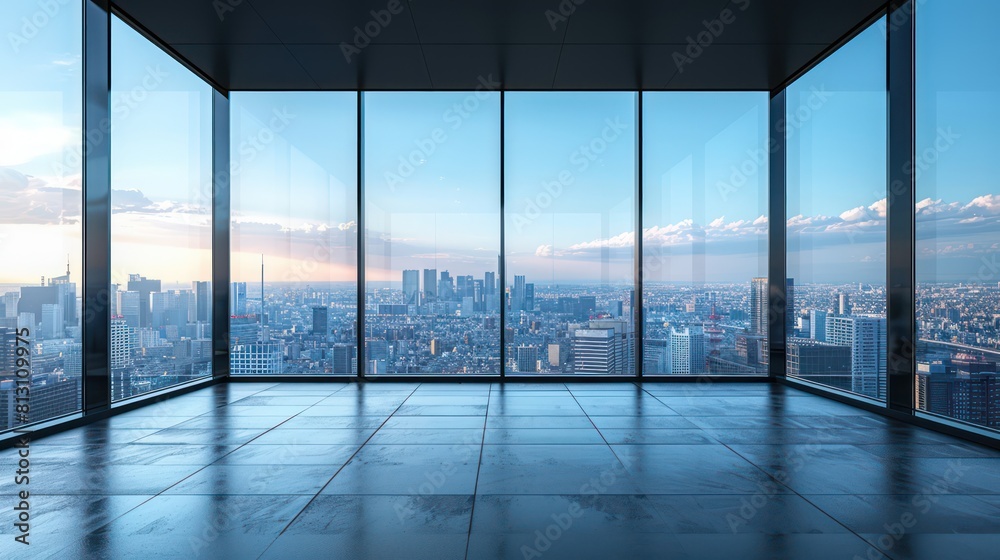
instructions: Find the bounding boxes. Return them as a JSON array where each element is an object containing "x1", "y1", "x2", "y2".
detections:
[
  {"x1": 787, "y1": 338, "x2": 852, "y2": 392},
  {"x1": 230, "y1": 341, "x2": 284, "y2": 375},
  {"x1": 127, "y1": 274, "x2": 161, "y2": 328},
  {"x1": 118, "y1": 291, "x2": 141, "y2": 329},
  {"x1": 916, "y1": 358, "x2": 1000, "y2": 428},
  {"x1": 644, "y1": 338, "x2": 669, "y2": 374},
  {"x1": 332, "y1": 343, "x2": 355, "y2": 374},
  {"x1": 512, "y1": 275, "x2": 526, "y2": 311},
  {"x1": 669, "y1": 326, "x2": 706, "y2": 375},
  {"x1": 751, "y1": 277, "x2": 769, "y2": 336},
  {"x1": 810, "y1": 309, "x2": 828, "y2": 341},
  {"x1": 825, "y1": 315, "x2": 886, "y2": 399},
  {"x1": 516, "y1": 345, "x2": 538, "y2": 373},
  {"x1": 836, "y1": 292, "x2": 852, "y2": 315},
  {"x1": 525, "y1": 283, "x2": 535, "y2": 312},
  {"x1": 573, "y1": 327, "x2": 616, "y2": 374},
  {"x1": 2, "y1": 292, "x2": 19, "y2": 318},
  {"x1": 41, "y1": 303, "x2": 64, "y2": 339},
  {"x1": 402, "y1": 270, "x2": 420, "y2": 305},
  {"x1": 230, "y1": 282, "x2": 248, "y2": 315},
  {"x1": 438, "y1": 271, "x2": 453, "y2": 301},
  {"x1": 573, "y1": 319, "x2": 633, "y2": 374},
  {"x1": 484, "y1": 271, "x2": 496, "y2": 296},
  {"x1": 111, "y1": 318, "x2": 133, "y2": 369},
  {"x1": 423, "y1": 269, "x2": 437, "y2": 300},
  {"x1": 750, "y1": 277, "x2": 793, "y2": 337},
  {"x1": 192, "y1": 281, "x2": 211, "y2": 322},
  {"x1": 312, "y1": 306, "x2": 329, "y2": 336}
]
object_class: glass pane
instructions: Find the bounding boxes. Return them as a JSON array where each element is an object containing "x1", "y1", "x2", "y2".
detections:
[
  {"x1": 786, "y1": 20, "x2": 888, "y2": 399},
  {"x1": 230, "y1": 92, "x2": 358, "y2": 375},
  {"x1": 110, "y1": 17, "x2": 213, "y2": 399},
  {"x1": 916, "y1": 0, "x2": 1000, "y2": 429},
  {"x1": 0, "y1": 0, "x2": 83, "y2": 430},
  {"x1": 364, "y1": 92, "x2": 501, "y2": 375},
  {"x1": 504, "y1": 92, "x2": 637, "y2": 376},
  {"x1": 642, "y1": 92, "x2": 769, "y2": 375}
]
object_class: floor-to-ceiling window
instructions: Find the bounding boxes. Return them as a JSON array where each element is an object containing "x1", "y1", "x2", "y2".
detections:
[
  {"x1": 786, "y1": 20, "x2": 888, "y2": 399},
  {"x1": 364, "y1": 92, "x2": 501, "y2": 375},
  {"x1": 230, "y1": 92, "x2": 358, "y2": 375},
  {"x1": 642, "y1": 92, "x2": 769, "y2": 376},
  {"x1": 110, "y1": 16, "x2": 214, "y2": 399},
  {"x1": 0, "y1": 0, "x2": 83, "y2": 430},
  {"x1": 915, "y1": 0, "x2": 1000, "y2": 430},
  {"x1": 504, "y1": 93, "x2": 637, "y2": 376}
]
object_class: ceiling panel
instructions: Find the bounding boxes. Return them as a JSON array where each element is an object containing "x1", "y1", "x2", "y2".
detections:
[
  {"x1": 112, "y1": 0, "x2": 888, "y2": 91},
  {"x1": 422, "y1": 44, "x2": 562, "y2": 90},
  {"x1": 247, "y1": 0, "x2": 420, "y2": 44},
  {"x1": 114, "y1": 0, "x2": 280, "y2": 44}
]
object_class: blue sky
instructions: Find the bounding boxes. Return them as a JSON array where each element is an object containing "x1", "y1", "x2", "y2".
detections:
[{"x1": 2, "y1": 2, "x2": 999, "y2": 286}]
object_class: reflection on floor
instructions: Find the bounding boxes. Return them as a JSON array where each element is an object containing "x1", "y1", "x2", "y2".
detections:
[{"x1": 2, "y1": 382, "x2": 999, "y2": 559}]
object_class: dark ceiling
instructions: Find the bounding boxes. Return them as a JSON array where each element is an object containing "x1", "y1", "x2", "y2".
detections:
[{"x1": 111, "y1": 0, "x2": 887, "y2": 92}]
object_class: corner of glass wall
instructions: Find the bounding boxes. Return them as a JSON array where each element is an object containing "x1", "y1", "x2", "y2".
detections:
[
  {"x1": 503, "y1": 92, "x2": 637, "y2": 376},
  {"x1": 229, "y1": 92, "x2": 358, "y2": 376},
  {"x1": 915, "y1": 0, "x2": 1000, "y2": 432},
  {"x1": 364, "y1": 91, "x2": 501, "y2": 375},
  {"x1": 0, "y1": 0, "x2": 84, "y2": 432},
  {"x1": 109, "y1": 16, "x2": 214, "y2": 399},
  {"x1": 642, "y1": 92, "x2": 769, "y2": 376},
  {"x1": 784, "y1": 17, "x2": 888, "y2": 401}
]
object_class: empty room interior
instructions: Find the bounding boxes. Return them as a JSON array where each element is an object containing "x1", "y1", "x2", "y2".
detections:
[{"x1": 3, "y1": 0, "x2": 1000, "y2": 558}]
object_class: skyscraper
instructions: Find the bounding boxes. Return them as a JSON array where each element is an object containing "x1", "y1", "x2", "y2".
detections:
[
  {"x1": 572, "y1": 328, "x2": 617, "y2": 374},
  {"x1": 192, "y1": 281, "x2": 211, "y2": 322},
  {"x1": 751, "y1": 277, "x2": 768, "y2": 336},
  {"x1": 402, "y1": 270, "x2": 420, "y2": 305},
  {"x1": 512, "y1": 275, "x2": 526, "y2": 311},
  {"x1": 127, "y1": 274, "x2": 161, "y2": 328},
  {"x1": 484, "y1": 271, "x2": 496, "y2": 296},
  {"x1": 836, "y1": 292, "x2": 852, "y2": 315},
  {"x1": 111, "y1": 318, "x2": 133, "y2": 369},
  {"x1": 572, "y1": 319, "x2": 633, "y2": 374},
  {"x1": 825, "y1": 315, "x2": 886, "y2": 399},
  {"x1": 230, "y1": 282, "x2": 247, "y2": 316},
  {"x1": 787, "y1": 338, "x2": 852, "y2": 391},
  {"x1": 751, "y1": 277, "x2": 794, "y2": 337},
  {"x1": 118, "y1": 291, "x2": 141, "y2": 329},
  {"x1": 423, "y1": 268, "x2": 437, "y2": 300},
  {"x1": 916, "y1": 358, "x2": 1000, "y2": 428},
  {"x1": 332, "y1": 343, "x2": 355, "y2": 374},
  {"x1": 516, "y1": 345, "x2": 538, "y2": 373},
  {"x1": 810, "y1": 309, "x2": 828, "y2": 341},
  {"x1": 669, "y1": 326, "x2": 706, "y2": 375},
  {"x1": 312, "y1": 306, "x2": 329, "y2": 336},
  {"x1": 41, "y1": 304, "x2": 64, "y2": 339}
]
